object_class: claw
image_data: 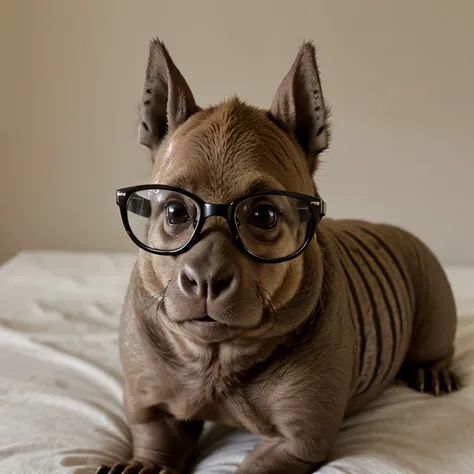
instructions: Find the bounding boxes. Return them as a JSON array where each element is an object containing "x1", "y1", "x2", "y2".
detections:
[
  {"x1": 452, "y1": 372, "x2": 462, "y2": 391},
  {"x1": 96, "y1": 466, "x2": 111, "y2": 474},
  {"x1": 431, "y1": 370, "x2": 440, "y2": 396},
  {"x1": 441, "y1": 370, "x2": 452, "y2": 393},
  {"x1": 122, "y1": 468, "x2": 138, "y2": 474},
  {"x1": 398, "y1": 363, "x2": 461, "y2": 396},
  {"x1": 109, "y1": 463, "x2": 129, "y2": 474},
  {"x1": 123, "y1": 463, "x2": 144, "y2": 474},
  {"x1": 416, "y1": 368, "x2": 425, "y2": 392},
  {"x1": 123, "y1": 461, "x2": 145, "y2": 474},
  {"x1": 95, "y1": 461, "x2": 166, "y2": 474}
]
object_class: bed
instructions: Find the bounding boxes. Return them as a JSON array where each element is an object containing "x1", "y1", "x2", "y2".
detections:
[{"x1": 1, "y1": 250, "x2": 473, "y2": 474}]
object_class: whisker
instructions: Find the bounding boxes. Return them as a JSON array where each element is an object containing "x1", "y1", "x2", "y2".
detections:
[{"x1": 256, "y1": 284, "x2": 277, "y2": 334}]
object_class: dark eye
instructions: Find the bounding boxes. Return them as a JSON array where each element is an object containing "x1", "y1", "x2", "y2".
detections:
[
  {"x1": 165, "y1": 201, "x2": 190, "y2": 225},
  {"x1": 248, "y1": 204, "x2": 278, "y2": 230}
]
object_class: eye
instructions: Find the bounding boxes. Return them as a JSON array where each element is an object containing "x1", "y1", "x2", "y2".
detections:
[
  {"x1": 165, "y1": 201, "x2": 190, "y2": 225},
  {"x1": 247, "y1": 204, "x2": 278, "y2": 230}
]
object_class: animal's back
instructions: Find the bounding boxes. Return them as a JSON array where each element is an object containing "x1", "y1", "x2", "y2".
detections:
[{"x1": 320, "y1": 218, "x2": 458, "y2": 412}]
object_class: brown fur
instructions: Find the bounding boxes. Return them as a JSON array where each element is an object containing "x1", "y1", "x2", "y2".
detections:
[{"x1": 99, "y1": 39, "x2": 459, "y2": 474}]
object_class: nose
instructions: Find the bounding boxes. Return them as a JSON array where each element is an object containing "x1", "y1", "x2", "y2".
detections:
[{"x1": 178, "y1": 261, "x2": 240, "y2": 305}]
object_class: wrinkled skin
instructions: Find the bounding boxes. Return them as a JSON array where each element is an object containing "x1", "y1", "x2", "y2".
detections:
[{"x1": 96, "y1": 39, "x2": 459, "y2": 474}]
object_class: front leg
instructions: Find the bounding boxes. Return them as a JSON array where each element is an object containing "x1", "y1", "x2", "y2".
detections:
[
  {"x1": 97, "y1": 407, "x2": 203, "y2": 474},
  {"x1": 232, "y1": 373, "x2": 348, "y2": 474},
  {"x1": 235, "y1": 438, "x2": 328, "y2": 474},
  {"x1": 235, "y1": 335, "x2": 353, "y2": 473}
]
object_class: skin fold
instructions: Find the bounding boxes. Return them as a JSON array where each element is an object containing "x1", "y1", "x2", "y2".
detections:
[{"x1": 97, "y1": 39, "x2": 459, "y2": 474}]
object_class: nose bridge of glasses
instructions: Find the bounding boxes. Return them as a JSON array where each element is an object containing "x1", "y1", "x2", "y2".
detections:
[
  {"x1": 203, "y1": 203, "x2": 231, "y2": 220},
  {"x1": 198, "y1": 203, "x2": 235, "y2": 237}
]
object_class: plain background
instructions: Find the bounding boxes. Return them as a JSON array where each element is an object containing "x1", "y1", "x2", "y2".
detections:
[{"x1": 1, "y1": 0, "x2": 473, "y2": 265}]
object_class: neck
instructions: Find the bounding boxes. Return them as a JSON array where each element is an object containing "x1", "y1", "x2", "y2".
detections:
[{"x1": 126, "y1": 236, "x2": 327, "y2": 398}]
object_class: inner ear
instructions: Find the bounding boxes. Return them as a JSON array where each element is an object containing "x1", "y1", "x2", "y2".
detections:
[
  {"x1": 270, "y1": 41, "x2": 330, "y2": 174},
  {"x1": 137, "y1": 38, "x2": 199, "y2": 151}
]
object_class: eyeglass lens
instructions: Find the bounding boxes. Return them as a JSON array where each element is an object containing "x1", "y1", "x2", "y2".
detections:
[{"x1": 125, "y1": 189, "x2": 313, "y2": 259}]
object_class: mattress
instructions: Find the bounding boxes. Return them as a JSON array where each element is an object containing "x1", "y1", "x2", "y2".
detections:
[{"x1": 0, "y1": 250, "x2": 473, "y2": 474}]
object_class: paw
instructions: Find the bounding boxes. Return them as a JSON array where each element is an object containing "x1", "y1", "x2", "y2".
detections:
[
  {"x1": 95, "y1": 460, "x2": 177, "y2": 474},
  {"x1": 398, "y1": 364, "x2": 461, "y2": 396}
]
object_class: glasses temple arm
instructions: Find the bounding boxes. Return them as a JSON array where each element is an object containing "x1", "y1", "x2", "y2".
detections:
[{"x1": 126, "y1": 195, "x2": 152, "y2": 218}]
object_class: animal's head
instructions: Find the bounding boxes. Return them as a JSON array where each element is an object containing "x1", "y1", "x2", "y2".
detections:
[{"x1": 119, "y1": 38, "x2": 330, "y2": 344}]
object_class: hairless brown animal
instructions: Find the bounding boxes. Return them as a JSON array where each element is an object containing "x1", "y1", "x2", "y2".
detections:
[{"x1": 97, "y1": 38, "x2": 460, "y2": 474}]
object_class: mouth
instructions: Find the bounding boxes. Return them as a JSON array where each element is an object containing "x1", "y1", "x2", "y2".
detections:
[
  {"x1": 195, "y1": 315, "x2": 216, "y2": 323},
  {"x1": 180, "y1": 313, "x2": 245, "y2": 342},
  {"x1": 188, "y1": 314, "x2": 230, "y2": 330}
]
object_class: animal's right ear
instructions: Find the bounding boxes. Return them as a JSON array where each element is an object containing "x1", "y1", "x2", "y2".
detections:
[{"x1": 137, "y1": 38, "x2": 199, "y2": 150}]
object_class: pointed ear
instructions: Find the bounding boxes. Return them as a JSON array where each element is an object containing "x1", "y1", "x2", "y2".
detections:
[
  {"x1": 270, "y1": 41, "x2": 330, "y2": 173},
  {"x1": 137, "y1": 38, "x2": 199, "y2": 150}
]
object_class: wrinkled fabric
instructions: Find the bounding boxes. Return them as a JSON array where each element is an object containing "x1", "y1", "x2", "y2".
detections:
[{"x1": 0, "y1": 251, "x2": 473, "y2": 474}]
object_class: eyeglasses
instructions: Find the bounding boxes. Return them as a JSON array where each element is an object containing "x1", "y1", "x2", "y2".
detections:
[{"x1": 116, "y1": 185, "x2": 326, "y2": 264}]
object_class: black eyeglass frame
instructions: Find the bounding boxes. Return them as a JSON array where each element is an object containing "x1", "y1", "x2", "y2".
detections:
[{"x1": 116, "y1": 184, "x2": 326, "y2": 264}]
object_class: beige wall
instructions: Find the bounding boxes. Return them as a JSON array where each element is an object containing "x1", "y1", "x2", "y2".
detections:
[{"x1": 1, "y1": 0, "x2": 473, "y2": 265}]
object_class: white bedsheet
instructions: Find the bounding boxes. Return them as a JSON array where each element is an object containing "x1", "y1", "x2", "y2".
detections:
[{"x1": 0, "y1": 250, "x2": 473, "y2": 474}]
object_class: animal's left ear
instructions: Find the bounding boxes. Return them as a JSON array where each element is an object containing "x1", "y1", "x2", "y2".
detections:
[{"x1": 270, "y1": 41, "x2": 330, "y2": 174}]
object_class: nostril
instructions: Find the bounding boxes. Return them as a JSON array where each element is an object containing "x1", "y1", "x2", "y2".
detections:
[
  {"x1": 179, "y1": 265, "x2": 203, "y2": 297},
  {"x1": 213, "y1": 274, "x2": 233, "y2": 295},
  {"x1": 209, "y1": 269, "x2": 238, "y2": 300},
  {"x1": 184, "y1": 266, "x2": 198, "y2": 285}
]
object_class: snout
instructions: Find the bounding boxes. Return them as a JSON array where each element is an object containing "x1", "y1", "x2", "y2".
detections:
[
  {"x1": 177, "y1": 261, "x2": 240, "y2": 316},
  {"x1": 157, "y1": 234, "x2": 265, "y2": 338}
]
